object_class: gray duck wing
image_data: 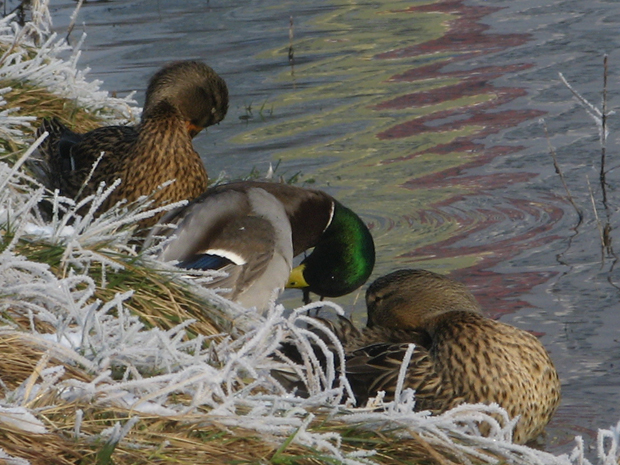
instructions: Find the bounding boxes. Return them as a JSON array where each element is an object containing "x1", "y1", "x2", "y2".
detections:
[
  {"x1": 154, "y1": 187, "x2": 293, "y2": 309},
  {"x1": 154, "y1": 188, "x2": 253, "y2": 262},
  {"x1": 189, "y1": 215, "x2": 278, "y2": 297}
]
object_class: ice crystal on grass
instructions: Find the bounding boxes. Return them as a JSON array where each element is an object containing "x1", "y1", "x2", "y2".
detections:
[
  {"x1": 0, "y1": 139, "x2": 617, "y2": 465},
  {"x1": 0, "y1": 449, "x2": 30, "y2": 465},
  {"x1": 0, "y1": 87, "x2": 35, "y2": 145},
  {"x1": 0, "y1": 407, "x2": 47, "y2": 434}
]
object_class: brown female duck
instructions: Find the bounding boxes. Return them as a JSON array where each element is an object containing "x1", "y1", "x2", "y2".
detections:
[
  {"x1": 277, "y1": 269, "x2": 560, "y2": 443},
  {"x1": 336, "y1": 269, "x2": 561, "y2": 444},
  {"x1": 36, "y1": 60, "x2": 228, "y2": 229}
]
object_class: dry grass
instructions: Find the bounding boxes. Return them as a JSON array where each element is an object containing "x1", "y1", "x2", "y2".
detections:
[
  {"x1": 10, "y1": 236, "x2": 226, "y2": 341},
  {"x1": 0, "y1": 333, "x2": 92, "y2": 389},
  {"x1": 0, "y1": 79, "x2": 104, "y2": 155},
  {"x1": 0, "y1": 331, "x2": 492, "y2": 465},
  {"x1": 0, "y1": 76, "x2": 225, "y2": 341},
  {"x1": 4, "y1": 79, "x2": 106, "y2": 133}
]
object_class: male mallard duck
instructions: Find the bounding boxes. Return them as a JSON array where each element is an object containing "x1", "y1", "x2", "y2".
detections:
[
  {"x1": 148, "y1": 181, "x2": 375, "y2": 310},
  {"x1": 36, "y1": 60, "x2": 229, "y2": 229},
  {"x1": 338, "y1": 269, "x2": 561, "y2": 444}
]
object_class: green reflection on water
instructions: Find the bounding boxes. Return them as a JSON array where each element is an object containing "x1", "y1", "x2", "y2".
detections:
[{"x1": 234, "y1": 1, "x2": 501, "y2": 305}]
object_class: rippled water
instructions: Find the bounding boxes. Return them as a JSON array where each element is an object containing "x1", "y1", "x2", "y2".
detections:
[{"x1": 43, "y1": 0, "x2": 620, "y2": 455}]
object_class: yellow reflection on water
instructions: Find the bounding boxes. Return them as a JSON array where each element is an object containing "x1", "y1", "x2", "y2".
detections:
[{"x1": 232, "y1": 1, "x2": 525, "y2": 310}]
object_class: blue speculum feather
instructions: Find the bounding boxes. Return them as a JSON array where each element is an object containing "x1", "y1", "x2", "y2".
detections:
[{"x1": 177, "y1": 254, "x2": 233, "y2": 271}]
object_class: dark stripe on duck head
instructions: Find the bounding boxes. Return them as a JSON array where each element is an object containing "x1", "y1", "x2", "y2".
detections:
[
  {"x1": 293, "y1": 200, "x2": 375, "y2": 297},
  {"x1": 285, "y1": 191, "x2": 334, "y2": 255},
  {"x1": 246, "y1": 182, "x2": 335, "y2": 255}
]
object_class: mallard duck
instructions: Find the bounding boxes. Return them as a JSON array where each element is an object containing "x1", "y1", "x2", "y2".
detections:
[
  {"x1": 148, "y1": 181, "x2": 375, "y2": 310},
  {"x1": 339, "y1": 269, "x2": 560, "y2": 444},
  {"x1": 36, "y1": 60, "x2": 229, "y2": 229},
  {"x1": 276, "y1": 269, "x2": 560, "y2": 444}
]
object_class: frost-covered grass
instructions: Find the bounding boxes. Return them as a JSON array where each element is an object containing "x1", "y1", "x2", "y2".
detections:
[{"x1": 0, "y1": 2, "x2": 618, "y2": 465}]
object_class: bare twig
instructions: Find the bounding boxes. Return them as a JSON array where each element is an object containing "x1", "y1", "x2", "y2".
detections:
[
  {"x1": 559, "y1": 72, "x2": 603, "y2": 120},
  {"x1": 586, "y1": 175, "x2": 605, "y2": 264},
  {"x1": 542, "y1": 118, "x2": 583, "y2": 223},
  {"x1": 600, "y1": 55, "x2": 609, "y2": 208},
  {"x1": 288, "y1": 16, "x2": 295, "y2": 76},
  {"x1": 7, "y1": 0, "x2": 28, "y2": 25},
  {"x1": 559, "y1": 56, "x2": 616, "y2": 261},
  {"x1": 586, "y1": 175, "x2": 614, "y2": 261}
]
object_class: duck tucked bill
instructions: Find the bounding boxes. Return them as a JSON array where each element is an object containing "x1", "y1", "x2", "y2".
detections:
[
  {"x1": 148, "y1": 181, "x2": 375, "y2": 310},
  {"x1": 35, "y1": 60, "x2": 229, "y2": 229},
  {"x1": 278, "y1": 269, "x2": 561, "y2": 445}
]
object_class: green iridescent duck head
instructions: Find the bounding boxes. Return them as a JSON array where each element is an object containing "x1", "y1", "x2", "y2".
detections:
[{"x1": 287, "y1": 200, "x2": 375, "y2": 299}]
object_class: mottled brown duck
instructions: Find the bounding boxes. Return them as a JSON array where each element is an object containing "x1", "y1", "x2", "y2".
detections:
[
  {"x1": 276, "y1": 269, "x2": 560, "y2": 444},
  {"x1": 36, "y1": 60, "x2": 228, "y2": 229},
  {"x1": 337, "y1": 269, "x2": 561, "y2": 444}
]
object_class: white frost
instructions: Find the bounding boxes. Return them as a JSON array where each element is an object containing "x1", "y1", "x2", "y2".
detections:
[{"x1": 0, "y1": 407, "x2": 47, "y2": 435}]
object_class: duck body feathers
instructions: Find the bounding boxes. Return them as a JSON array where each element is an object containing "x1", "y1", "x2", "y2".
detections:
[
  {"x1": 39, "y1": 109, "x2": 206, "y2": 213},
  {"x1": 342, "y1": 310, "x2": 560, "y2": 444},
  {"x1": 205, "y1": 181, "x2": 335, "y2": 255}
]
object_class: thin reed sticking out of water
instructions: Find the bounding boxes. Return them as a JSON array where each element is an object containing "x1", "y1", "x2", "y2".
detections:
[
  {"x1": 542, "y1": 118, "x2": 583, "y2": 225},
  {"x1": 557, "y1": 56, "x2": 617, "y2": 262},
  {"x1": 289, "y1": 15, "x2": 295, "y2": 77}
]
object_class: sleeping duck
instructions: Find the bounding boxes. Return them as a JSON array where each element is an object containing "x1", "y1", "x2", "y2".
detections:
[
  {"x1": 148, "y1": 181, "x2": 375, "y2": 310},
  {"x1": 36, "y1": 60, "x2": 229, "y2": 229},
  {"x1": 279, "y1": 269, "x2": 560, "y2": 444}
]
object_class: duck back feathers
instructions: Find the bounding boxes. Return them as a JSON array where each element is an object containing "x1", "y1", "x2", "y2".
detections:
[
  {"x1": 277, "y1": 269, "x2": 560, "y2": 444},
  {"x1": 427, "y1": 310, "x2": 560, "y2": 443},
  {"x1": 151, "y1": 181, "x2": 375, "y2": 307},
  {"x1": 207, "y1": 181, "x2": 335, "y2": 255}
]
